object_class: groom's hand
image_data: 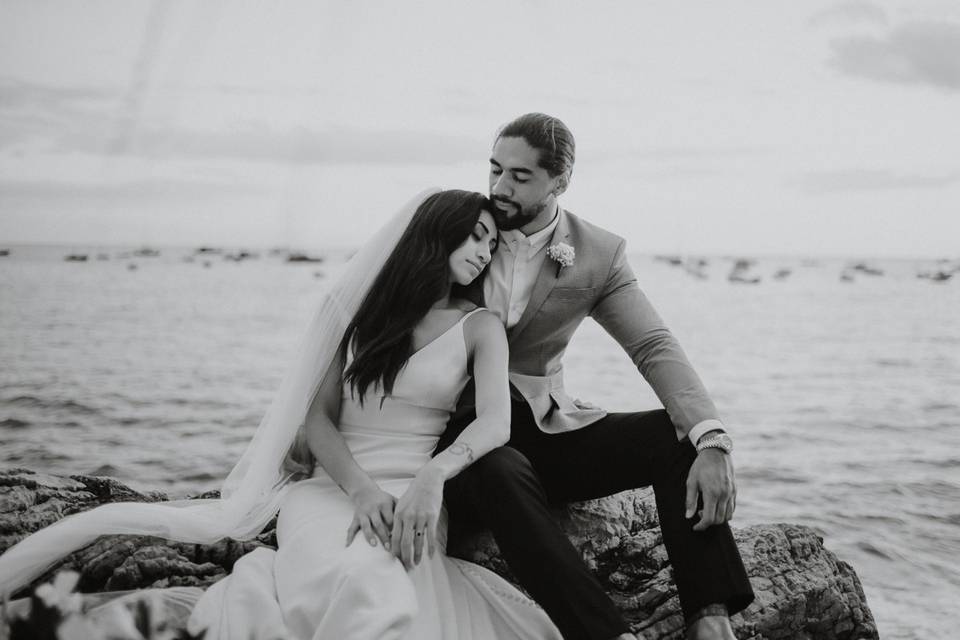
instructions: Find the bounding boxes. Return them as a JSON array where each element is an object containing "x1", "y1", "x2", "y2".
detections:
[{"x1": 685, "y1": 449, "x2": 737, "y2": 531}]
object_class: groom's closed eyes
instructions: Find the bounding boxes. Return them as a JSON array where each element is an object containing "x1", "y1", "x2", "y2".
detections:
[{"x1": 490, "y1": 159, "x2": 532, "y2": 184}]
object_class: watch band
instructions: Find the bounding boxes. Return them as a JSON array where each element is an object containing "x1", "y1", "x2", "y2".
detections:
[{"x1": 696, "y1": 432, "x2": 733, "y2": 454}]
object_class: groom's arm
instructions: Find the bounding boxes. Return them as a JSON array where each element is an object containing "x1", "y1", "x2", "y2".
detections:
[
  {"x1": 592, "y1": 240, "x2": 737, "y2": 530},
  {"x1": 590, "y1": 239, "x2": 722, "y2": 443}
]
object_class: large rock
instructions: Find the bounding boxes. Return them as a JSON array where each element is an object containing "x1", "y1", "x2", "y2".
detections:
[{"x1": 0, "y1": 468, "x2": 877, "y2": 639}]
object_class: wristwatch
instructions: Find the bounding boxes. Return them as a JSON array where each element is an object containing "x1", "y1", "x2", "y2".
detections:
[{"x1": 696, "y1": 432, "x2": 733, "y2": 455}]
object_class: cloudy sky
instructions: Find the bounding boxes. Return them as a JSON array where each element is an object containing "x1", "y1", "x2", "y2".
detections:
[{"x1": 1, "y1": 0, "x2": 958, "y2": 256}]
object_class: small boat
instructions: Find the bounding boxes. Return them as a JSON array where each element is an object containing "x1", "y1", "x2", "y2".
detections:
[
  {"x1": 683, "y1": 258, "x2": 709, "y2": 279},
  {"x1": 917, "y1": 271, "x2": 953, "y2": 282},
  {"x1": 286, "y1": 252, "x2": 324, "y2": 264},
  {"x1": 728, "y1": 259, "x2": 760, "y2": 284},
  {"x1": 64, "y1": 254, "x2": 88, "y2": 262},
  {"x1": 224, "y1": 250, "x2": 259, "y2": 262},
  {"x1": 851, "y1": 262, "x2": 883, "y2": 276},
  {"x1": 654, "y1": 255, "x2": 683, "y2": 266}
]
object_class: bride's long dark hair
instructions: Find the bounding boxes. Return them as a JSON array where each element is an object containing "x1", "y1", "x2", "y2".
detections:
[{"x1": 340, "y1": 189, "x2": 493, "y2": 404}]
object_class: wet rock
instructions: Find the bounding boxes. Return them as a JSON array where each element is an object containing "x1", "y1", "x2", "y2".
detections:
[
  {"x1": 1, "y1": 469, "x2": 878, "y2": 639},
  {"x1": 0, "y1": 469, "x2": 244, "y2": 596},
  {"x1": 449, "y1": 490, "x2": 878, "y2": 639}
]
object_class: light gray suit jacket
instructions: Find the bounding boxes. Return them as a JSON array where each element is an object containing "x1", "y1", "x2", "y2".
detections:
[{"x1": 480, "y1": 208, "x2": 720, "y2": 435}]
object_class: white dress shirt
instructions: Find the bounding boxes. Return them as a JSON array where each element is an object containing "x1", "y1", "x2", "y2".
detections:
[
  {"x1": 483, "y1": 209, "x2": 561, "y2": 328},
  {"x1": 484, "y1": 206, "x2": 724, "y2": 445}
]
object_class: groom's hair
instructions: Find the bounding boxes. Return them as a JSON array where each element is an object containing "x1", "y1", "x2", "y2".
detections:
[
  {"x1": 339, "y1": 190, "x2": 494, "y2": 405},
  {"x1": 498, "y1": 113, "x2": 575, "y2": 187}
]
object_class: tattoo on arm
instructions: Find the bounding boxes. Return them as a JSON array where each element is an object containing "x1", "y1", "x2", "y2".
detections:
[{"x1": 447, "y1": 443, "x2": 475, "y2": 463}]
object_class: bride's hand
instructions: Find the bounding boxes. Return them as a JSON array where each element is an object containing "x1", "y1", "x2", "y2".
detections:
[
  {"x1": 391, "y1": 465, "x2": 444, "y2": 569},
  {"x1": 346, "y1": 484, "x2": 396, "y2": 549}
]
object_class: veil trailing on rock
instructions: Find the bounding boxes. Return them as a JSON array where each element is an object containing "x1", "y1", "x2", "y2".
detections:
[{"x1": 0, "y1": 189, "x2": 437, "y2": 597}]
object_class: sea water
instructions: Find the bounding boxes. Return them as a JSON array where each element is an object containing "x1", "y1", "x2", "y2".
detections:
[{"x1": 1, "y1": 245, "x2": 957, "y2": 639}]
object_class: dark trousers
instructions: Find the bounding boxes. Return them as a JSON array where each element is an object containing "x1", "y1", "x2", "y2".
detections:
[{"x1": 437, "y1": 400, "x2": 754, "y2": 640}]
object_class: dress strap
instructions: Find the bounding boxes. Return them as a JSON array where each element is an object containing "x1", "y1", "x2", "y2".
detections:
[{"x1": 459, "y1": 306, "x2": 488, "y2": 324}]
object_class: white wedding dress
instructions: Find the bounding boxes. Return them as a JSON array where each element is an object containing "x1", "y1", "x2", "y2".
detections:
[{"x1": 186, "y1": 309, "x2": 561, "y2": 639}]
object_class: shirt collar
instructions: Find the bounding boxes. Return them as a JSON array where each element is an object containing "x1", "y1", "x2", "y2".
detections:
[{"x1": 499, "y1": 204, "x2": 561, "y2": 252}]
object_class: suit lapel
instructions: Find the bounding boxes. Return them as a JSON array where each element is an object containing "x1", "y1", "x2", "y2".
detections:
[{"x1": 508, "y1": 210, "x2": 572, "y2": 343}]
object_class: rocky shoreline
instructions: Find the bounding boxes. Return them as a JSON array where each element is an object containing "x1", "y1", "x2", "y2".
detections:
[{"x1": 0, "y1": 468, "x2": 878, "y2": 639}]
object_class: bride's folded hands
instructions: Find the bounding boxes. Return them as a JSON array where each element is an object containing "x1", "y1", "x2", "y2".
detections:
[
  {"x1": 391, "y1": 464, "x2": 445, "y2": 569},
  {"x1": 345, "y1": 481, "x2": 396, "y2": 549}
]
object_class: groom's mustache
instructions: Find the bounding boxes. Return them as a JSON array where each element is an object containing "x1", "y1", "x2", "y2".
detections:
[{"x1": 491, "y1": 196, "x2": 519, "y2": 212}]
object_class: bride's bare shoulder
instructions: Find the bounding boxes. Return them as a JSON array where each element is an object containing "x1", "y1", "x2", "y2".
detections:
[{"x1": 462, "y1": 307, "x2": 505, "y2": 344}]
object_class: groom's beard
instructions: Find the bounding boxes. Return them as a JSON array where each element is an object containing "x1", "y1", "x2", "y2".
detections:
[{"x1": 490, "y1": 196, "x2": 549, "y2": 231}]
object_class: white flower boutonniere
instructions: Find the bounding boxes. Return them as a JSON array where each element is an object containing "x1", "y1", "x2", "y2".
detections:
[{"x1": 546, "y1": 242, "x2": 575, "y2": 277}]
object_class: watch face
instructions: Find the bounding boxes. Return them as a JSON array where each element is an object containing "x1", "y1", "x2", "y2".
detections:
[{"x1": 717, "y1": 434, "x2": 733, "y2": 451}]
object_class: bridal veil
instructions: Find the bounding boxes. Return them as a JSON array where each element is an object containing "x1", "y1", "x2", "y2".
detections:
[{"x1": 0, "y1": 189, "x2": 437, "y2": 596}]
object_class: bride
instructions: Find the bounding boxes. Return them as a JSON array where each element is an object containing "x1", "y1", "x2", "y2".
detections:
[{"x1": 0, "y1": 189, "x2": 561, "y2": 639}]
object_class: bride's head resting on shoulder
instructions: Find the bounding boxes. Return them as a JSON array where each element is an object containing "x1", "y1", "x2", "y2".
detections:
[{"x1": 341, "y1": 189, "x2": 498, "y2": 403}]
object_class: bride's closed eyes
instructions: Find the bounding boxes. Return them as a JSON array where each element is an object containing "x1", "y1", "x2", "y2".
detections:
[{"x1": 472, "y1": 221, "x2": 498, "y2": 254}]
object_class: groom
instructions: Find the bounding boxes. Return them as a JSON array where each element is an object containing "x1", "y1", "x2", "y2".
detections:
[{"x1": 438, "y1": 113, "x2": 754, "y2": 640}]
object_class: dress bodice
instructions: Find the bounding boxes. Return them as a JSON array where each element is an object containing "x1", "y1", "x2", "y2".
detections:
[{"x1": 337, "y1": 309, "x2": 481, "y2": 439}]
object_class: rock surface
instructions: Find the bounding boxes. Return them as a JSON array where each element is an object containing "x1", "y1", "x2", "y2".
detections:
[{"x1": 0, "y1": 468, "x2": 878, "y2": 639}]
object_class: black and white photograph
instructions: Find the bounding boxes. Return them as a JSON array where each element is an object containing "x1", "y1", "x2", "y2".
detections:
[{"x1": 1, "y1": 2, "x2": 957, "y2": 639}]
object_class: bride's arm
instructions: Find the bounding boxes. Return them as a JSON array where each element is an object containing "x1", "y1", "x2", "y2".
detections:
[
  {"x1": 431, "y1": 309, "x2": 511, "y2": 477},
  {"x1": 303, "y1": 355, "x2": 396, "y2": 548},
  {"x1": 391, "y1": 309, "x2": 510, "y2": 567}
]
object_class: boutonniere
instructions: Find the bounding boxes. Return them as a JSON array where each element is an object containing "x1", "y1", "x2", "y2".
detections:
[{"x1": 546, "y1": 242, "x2": 575, "y2": 277}]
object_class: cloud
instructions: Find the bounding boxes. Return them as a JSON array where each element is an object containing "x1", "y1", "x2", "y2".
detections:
[
  {"x1": 0, "y1": 79, "x2": 118, "y2": 110},
  {"x1": 0, "y1": 177, "x2": 263, "y2": 199},
  {"x1": 125, "y1": 127, "x2": 483, "y2": 165},
  {"x1": 809, "y1": 1, "x2": 888, "y2": 29},
  {"x1": 798, "y1": 169, "x2": 960, "y2": 194},
  {"x1": 828, "y1": 21, "x2": 960, "y2": 90},
  {"x1": 0, "y1": 79, "x2": 483, "y2": 164}
]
